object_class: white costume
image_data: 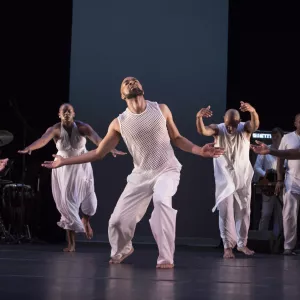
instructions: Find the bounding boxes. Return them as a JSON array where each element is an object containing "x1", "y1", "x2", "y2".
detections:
[
  {"x1": 52, "y1": 123, "x2": 97, "y2": 232},
  {"x1": 108, "y1": 101, "x2": 182, "y2": 265},
  {"x1": 254, "y1": 148, "x2": 282, "y2": 235},
  {"x1": 278, "y1": 132, "x2": 300, "y2": 250},
  {"x1": 213, "y1": 122, "x2": 254, "y2": 249}
]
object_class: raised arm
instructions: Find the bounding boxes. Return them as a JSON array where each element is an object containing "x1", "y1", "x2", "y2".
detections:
[
  {"x1": 18, "y1": 126, "x2": 58, "y2": 154},
  {"x1": 42, "y1": 119, "x2": 122, "y2": 168},
  {"x1": 240, "y1": 101, "x2": 260, "y2": 134},
  {"x1": 196, "y1": 106, "x2": 219, "y2": 136},
  {"x1": 159, "y1": 104, "x2": 224, "y2": 158}
]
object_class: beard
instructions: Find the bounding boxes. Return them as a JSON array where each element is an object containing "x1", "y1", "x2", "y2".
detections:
[{"x1": 124, "y1": 87, "x2": 144, "y2": 99}]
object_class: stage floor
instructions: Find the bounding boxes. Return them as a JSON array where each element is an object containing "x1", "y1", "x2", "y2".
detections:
[{"x1": 0, "y1": 243, "x2": 300, "y2": 300}]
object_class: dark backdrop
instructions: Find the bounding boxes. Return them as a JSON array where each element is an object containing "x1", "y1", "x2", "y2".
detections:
[
  {"x1": 69, "y1": 0, "x2": 229, "y2": 240},
  {"x1": 1, "y1": 1, "x2": 299, "y2": 242}
]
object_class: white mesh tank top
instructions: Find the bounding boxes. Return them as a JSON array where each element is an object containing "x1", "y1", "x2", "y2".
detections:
[{"x1": 118, "y1": 101, "x2": 177, "y2": 171}]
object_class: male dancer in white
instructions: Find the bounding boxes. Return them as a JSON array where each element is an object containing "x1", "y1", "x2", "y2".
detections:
[
  {"x1": 41, "y1": 77, "x2": 224, "y2": 268},
  {"x1": 19, "y1": 103, "x2": 126, "y2": 252},
  {"x1": 196, "y1": 102, "x2": 259, "y2": 258},
  {"x1": 272, "y1": 114, "x2": 300, "y2": 255}
]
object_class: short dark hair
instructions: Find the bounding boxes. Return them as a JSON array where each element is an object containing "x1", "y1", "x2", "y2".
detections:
[
  {"x1": 59, "y1": 103, "x2": 74, "y2": 111},
  {"x1": 271, "y1": 127, "x2": 284, "y2": 137}
]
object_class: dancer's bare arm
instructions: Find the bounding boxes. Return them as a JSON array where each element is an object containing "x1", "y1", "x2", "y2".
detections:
[
  {"x1": 196, "y1": 106, "x2": 219, "y2": 136},
  {"x1": 159, "y1": 104, "x2": 224, "y2": 158},
  {"x1": 78, "y1": 122, "x2": 103, "y2": 146},
  {"x1": 18, "y1": 125, "x2": 59, "y2": 154},
  {"x1": 240, "y1": 101, "x2": 259, "y2": 136},
  {"x1": 42, "y1": 119, "x2": 122, "y2": 168},
  {"x1": 79, "y1": 122, "x2": 126, "y2": 157}
]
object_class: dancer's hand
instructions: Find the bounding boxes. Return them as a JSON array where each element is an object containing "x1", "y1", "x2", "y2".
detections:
[
  {"x1": 196, "y1": 106, "x2": 213, "y2": 118},
  {"x1": 201, "y1": 142, "x2": 224, "y2": 158},
  {"x1": 41, "y1": 155, "x2": 64, "y2": 169},
  {"x1": 110, "y1": 149, "x2": 127, "y2": 157},
  {"x1": 250, "y1": 140, "x2": 270, "y2": 155},
  {"x1": 239, "y1": 101, "x2": 255, "y2": 113},
  {"x1": 0, "y1": 158, "x2": 9, "y2": 172},
  {"x1": 18, "y1": 148, "x2": 32, "y2": 155}
]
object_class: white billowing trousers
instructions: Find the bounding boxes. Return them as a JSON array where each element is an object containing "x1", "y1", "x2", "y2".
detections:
[
  {"x1": 218, "y1": 194, "x2": 251, "y2": 249},
  {"x1": 283, "y1": 191, "x2": 300, "y2": 250},
  {"x1": 108, "y1": 165, "x2": 181, "y2": 265},
  {"x1": 52, "y1": 161, "x2": 97, "y2": 233}
]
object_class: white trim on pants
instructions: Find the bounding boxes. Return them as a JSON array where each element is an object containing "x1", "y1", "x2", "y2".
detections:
[
  {"x1": 218, "y1": 194, "x2": 251, "y2": 249},
  {"x1": 108, "y1": 166, "x2": 181, "y2": 265},
  {"x1": 283, "y1": 190, "x2": 300, "y2": 250}
]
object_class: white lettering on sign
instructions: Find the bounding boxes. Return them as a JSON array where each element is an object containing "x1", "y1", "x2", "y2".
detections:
[{"x1": 252, "y1": 133, "x2": 272, "y2": 139}]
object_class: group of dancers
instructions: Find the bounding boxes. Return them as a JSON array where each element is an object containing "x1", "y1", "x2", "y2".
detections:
[{"x1": 0, "y1": 77, "x2": 299, "y2": 267}]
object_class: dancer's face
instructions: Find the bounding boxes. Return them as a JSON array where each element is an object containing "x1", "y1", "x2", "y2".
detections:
[
  {"x1": 59, "y1": 104, "x2": 75, "y2": 123},
  {"x1": 224, "y1": 109, "x2": 241, "y2": 129},
  {"x1": 120, "y1": 77, "x2": 144, "y2": 100},
  {"x1": 294, "y1": 114, "x2": 300, "y2": 132},
  {"x1": 271, "y1": 131, "x2": 282, "y2": 147}
]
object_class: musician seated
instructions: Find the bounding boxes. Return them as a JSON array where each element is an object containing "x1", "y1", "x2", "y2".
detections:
[
  {"x1": 0, "y1": 158, "x2": 8, "y2": 172},
  {"x1": 254, "y1": 127, "x2": 284, "y2": 236}
]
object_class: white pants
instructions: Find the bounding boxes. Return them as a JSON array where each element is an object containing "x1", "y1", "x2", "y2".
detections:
[
  {"x1": 108, "y1": 166, "x2": 181, "y2": 265},
  {"x1": 218, "y1": 194, "x2": 250, "y2": 249},
  {"x1": 259, "y1": 194, "x2": 283, "y2": 236},
  {"x1": 283, "y1": 190, "x2": 300, "y2": 250}
]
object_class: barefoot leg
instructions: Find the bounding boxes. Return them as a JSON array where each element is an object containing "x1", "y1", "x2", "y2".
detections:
[
  {"x1": 223, "y1": 248, "x2": 235, "y2": 259},
  {"x1": 237, "y1": 246, "x2": 254, "y2": 256},
  {"x1": 82, "y1": 214, "x2": 93, "y2": 239},
  {"x1": 63, "y1": 230, "x2": 76, "y2": 252},
  {"x1": 63, "y1": 230, "x2": 71, "y2": 252},
  {"x1": 69, "y1": 230, "x2": 76, "y2": 252}
]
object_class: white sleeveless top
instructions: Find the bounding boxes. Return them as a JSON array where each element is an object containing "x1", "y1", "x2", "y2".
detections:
[
  {"x1": 212, "y1": 122, "x2": 254, "y2": 211},
  {"x1": 56, "y1": 123, "x2": 87, "y2": 157},
  {"x1": 278, "y1": 131, "x2": 300, "y2": 194},
  {"x1": 118, "y1": 101, "x2": 180, "y2": 172}
]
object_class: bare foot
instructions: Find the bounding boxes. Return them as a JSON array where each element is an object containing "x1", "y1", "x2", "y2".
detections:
[
  {"x1": 82, "y1": 217, "x2": 93, "y2": 239},
  {"x1": 63, "y1": 246, "x2": 75, "y2": 252},
  {"x1": 109, "y1": 248, "x2": 134, "y2": 264},
  {"x1": 223, "y1": 248, "x2": 235, "y2": 259},
  {"x1": 156, "y1": 263, "x2": 174, "y2": 269},
  {"x1": 237, "y1": 246, "x2": 254, "y2": 256}
]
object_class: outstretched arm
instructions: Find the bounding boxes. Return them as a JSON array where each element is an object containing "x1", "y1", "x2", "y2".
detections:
[
  {"x1": 251, "y1": 140, "x2": 300, "y2": 159},
  {"x1": 196, "y1": 106, "x2": 219, "y2": 136},
  {"x1": 240, "y1": 101, "x2": 260, "y2": 133},
  {"x1": 18, "y1": 126, "x2": 57, "y2": 154},
  {"x1": 81, "y1": 123, "x2": 126, "y2": 157},
  {"x1": 42, "y1": 119, "x2": 122, "y2": 168},
  {"x1": 272, "y1": 149, "x2": 300, "y2": 160},
  {"x1": 159, "y1": 104, "x2": 224, "y2": 158}
]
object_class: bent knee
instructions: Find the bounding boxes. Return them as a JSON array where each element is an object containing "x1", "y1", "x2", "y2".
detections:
[{"x1": 153, "y1": 194, "x2": 172, "y2": 208}]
